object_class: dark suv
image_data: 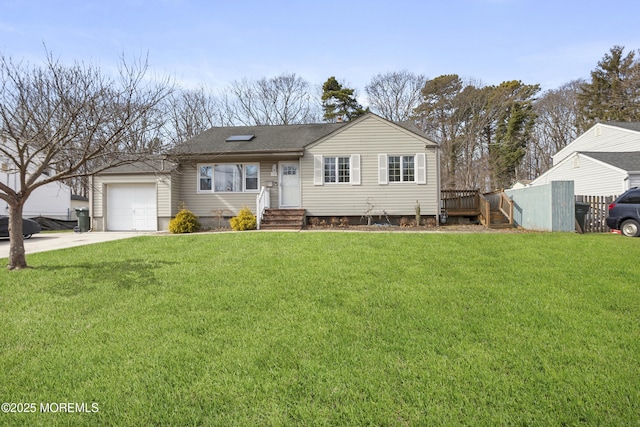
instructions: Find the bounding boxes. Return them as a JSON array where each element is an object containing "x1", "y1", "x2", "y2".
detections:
[{"x1": 607, "y1": 187, "x2": 640, "y2": 237}]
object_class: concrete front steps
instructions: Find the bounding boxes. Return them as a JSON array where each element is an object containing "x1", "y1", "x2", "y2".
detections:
[{"x1": 259, "y1": 209, "x2": 306, "y2": 230}]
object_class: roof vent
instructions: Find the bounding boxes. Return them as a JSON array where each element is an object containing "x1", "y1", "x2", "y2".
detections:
[{"x1": 226, "y1": 135, "x2": 255, "y2": 142}]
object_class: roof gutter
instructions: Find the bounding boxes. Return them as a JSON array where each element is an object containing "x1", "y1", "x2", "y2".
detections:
[{"x1": 168, "y1": 150, "x2": 305, "y2": 160}]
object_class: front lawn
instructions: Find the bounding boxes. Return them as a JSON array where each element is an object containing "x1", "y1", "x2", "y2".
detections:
[{"x1": 1, "y1": 232, "x2": 638, "y2": 425}]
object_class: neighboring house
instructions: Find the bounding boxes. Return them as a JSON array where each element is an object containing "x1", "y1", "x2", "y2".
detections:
[
  {"x1": 0, "y1": 150, "x2": 72, "y2": 220},
  {"x1": 510, "y1": 179, "x2": 532, "y2": 189},
  {"x1": 530, "y1": 122, "x2": 640, "y2": 196},
  {"x1": 90, "y1": 113, "x2": 441, "y2": 231}
]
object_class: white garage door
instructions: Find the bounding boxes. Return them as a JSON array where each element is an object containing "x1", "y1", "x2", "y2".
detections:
[
  {"x1": 107, "y1": 184, "x2": 157, "y2": 231},
  {"x1": 630, "y1": 175, "x2": 640, "y2": 189}
]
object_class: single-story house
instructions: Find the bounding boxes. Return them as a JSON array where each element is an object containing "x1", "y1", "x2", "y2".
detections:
[
  {"x1": 530, "y1": 122, "x2": 640, "y2": 196},
  {"x1": 90, "y1": 113, "x2": 441, "y2": 231}
]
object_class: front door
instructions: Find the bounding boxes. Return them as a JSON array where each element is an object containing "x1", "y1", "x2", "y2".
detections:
[{"x1": 279, "y1": 161, "x2": 300, "y2": 207}]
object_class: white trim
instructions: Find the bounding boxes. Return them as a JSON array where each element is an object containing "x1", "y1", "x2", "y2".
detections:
[{"x1": 196, "y1": 162, "x2": 260, "y2": 193}]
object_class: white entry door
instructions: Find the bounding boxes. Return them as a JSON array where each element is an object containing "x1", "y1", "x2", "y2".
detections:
[{"x1": 279, "y1": 161, "x2": 300, "y2": 207}]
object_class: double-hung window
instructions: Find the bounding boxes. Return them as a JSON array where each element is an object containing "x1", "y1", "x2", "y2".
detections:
[
  {"x1": 323, "y1": 156, "x2": 350, "y2": 183},
  {"x1": 198, "y1": 163, "x2": 259, "y2": 193},
  {"x1": 378, "y1": 153, "x2": 426, "y2": 185},
  {"x1": 388, "y1": 155, "x2": 415, "y2": 182},
  {"x1": 314, "y1": 155, "x2": 360, "y2": 186}
]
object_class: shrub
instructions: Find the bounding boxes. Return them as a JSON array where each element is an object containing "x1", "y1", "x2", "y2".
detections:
[
  {"x1": 230, "y1": 207, "x2": 257, "y2": 231},
  {"x1": 169, "y1": 208, "x2": 201, "y2": 234}
]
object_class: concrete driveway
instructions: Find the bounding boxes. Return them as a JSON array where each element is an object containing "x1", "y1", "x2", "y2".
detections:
[{"x1": 0, "y1": 231, "x2": 150, "y2": 259}]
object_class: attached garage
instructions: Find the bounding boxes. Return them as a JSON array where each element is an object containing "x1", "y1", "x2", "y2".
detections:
[
  {"x1": 106, "y1": 183, "x2": 157, "y2": 231},
  {"x1": 90, "y1": 160, "x2": 178, "y2": 232}
]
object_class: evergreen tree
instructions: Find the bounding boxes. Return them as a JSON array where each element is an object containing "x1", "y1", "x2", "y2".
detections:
[
  {"x1": 321, "y1": 76, "x2": 367, "y2": 122},
  {"x1": 488, "y1": 81, "x2": 540, "y2": 189},
  {"x1": 577, "y1": 46, "x2": 640, "y2": 130}
]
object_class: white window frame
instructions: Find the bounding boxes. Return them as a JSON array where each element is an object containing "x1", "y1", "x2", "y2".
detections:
[
  {"x1": 379, "y1": 153, "x2": 426, "y2": 185},
  {"x1": 197, "y1": 162, "x2": 260, "y2": 193},
  {"x1": 388, "y1": 155, "x2": 415, "y2": 183},
  {"x1": 323, "y1": 156, "x2": 351, "y2": 184},
  {"x1": 314, "y1": 155, "x2": 361, "y2": 186}
]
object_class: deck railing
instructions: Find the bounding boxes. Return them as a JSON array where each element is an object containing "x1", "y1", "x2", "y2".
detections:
[
  {"x1": 443, "y1": 189, "x2": 513, "y2": 227},
  {"x1": 499, "y1": 191, "x2": 514, "y2": 225},
  {"x1": 478, "y1": 193, "x2": 491, "y2": 226},
  {"x1": 441, "y1": 189, "x2": 480, "y2": 212},
  {"x1": 256, "y1": 186, "x2": 271, "y2": 229}
]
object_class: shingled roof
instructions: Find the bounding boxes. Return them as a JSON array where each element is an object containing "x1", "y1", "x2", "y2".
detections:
[
  {"x1": 582, "y1": 151, "x2": 640, "y2": 172},
  {"x1": 604, "y1": 122, "x2": 640, "y2": 133},
  {"x1": 170, "y1": 122, "x2": 346, "y2": 156},
  {"x1": 169, "y1": 113, "x2": 431, "y2": 156}
]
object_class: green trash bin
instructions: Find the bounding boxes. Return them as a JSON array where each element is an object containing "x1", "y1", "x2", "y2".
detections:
[
  {"x1": 75, "y1": 207, "x2": 90, "y2": 233},
  {"x1": 575, "y1": 202, "x2": 590, "y2": 233}
]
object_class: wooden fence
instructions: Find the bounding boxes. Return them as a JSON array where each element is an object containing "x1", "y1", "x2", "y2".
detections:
[{"x1": 575, "y1": 195, "x2": 617, "y2": 233}]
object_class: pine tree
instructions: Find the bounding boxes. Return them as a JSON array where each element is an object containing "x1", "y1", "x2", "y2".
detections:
[
  {"x1": 577, "y1": 46, "x2": 640, "y2": 130},
  {"x1": 321, "y1": 76, "x2": 367, "y2": 122}
]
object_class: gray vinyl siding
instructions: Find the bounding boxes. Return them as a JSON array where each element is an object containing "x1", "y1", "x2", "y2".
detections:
[
  {"x1": 302, "y1": 116, "x2": 439, "y2": 216},
  {"x1": 170, "y1": 171, "x2": 181, "y2": 216},
  {"x1": 177, "y1": 157, "x2": 292, "y2": 216},
  {"x1": 534, "y1": 154, "x2": 627, "y2": 196}
]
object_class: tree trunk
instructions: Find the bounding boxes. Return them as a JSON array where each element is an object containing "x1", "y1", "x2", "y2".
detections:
[{"x1": 7, "y1": 203, "x2": 28, "y2": 270}]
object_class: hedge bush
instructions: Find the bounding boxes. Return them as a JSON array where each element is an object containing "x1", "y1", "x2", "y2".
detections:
[
  {"x1": 230, "y1": 207, "x2": 257, "y2": 231},
  {"x1": 169, "y1": 208, "x2": 201, "y2": 234}
]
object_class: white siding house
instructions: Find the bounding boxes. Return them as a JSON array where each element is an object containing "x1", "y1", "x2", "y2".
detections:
[
  {"x1": 530, "y1": 122, "x2": 640, "y2": 196},
  {"x1": 1, "y1": 153, "x2": 71, "y2": 219}
]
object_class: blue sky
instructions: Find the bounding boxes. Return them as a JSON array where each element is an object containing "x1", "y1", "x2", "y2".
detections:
[{"x1": 1, "y1": 0, "x2": 639, "y2": 98}]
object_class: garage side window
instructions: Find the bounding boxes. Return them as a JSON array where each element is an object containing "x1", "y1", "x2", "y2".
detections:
[{"x1": 198, "y1": 163, "x2": 259, "y2": 193}]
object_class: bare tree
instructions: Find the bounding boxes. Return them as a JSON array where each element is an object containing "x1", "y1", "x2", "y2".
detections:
[
  {"x1": 365, "y1": 70, "x2": 425, "y2": 122},
  {"x1": 519, "y1": 80, "x2": 582, "y2": 179},
  {"x1": 0, "y1": 52, "x2": 173, "y2": 269},
  {"x1": 222, "y1": 73, "x2": 320, "y2": 125},
  {"x1": 164, "y1": 86, "x2": 223, "y2": 145}
]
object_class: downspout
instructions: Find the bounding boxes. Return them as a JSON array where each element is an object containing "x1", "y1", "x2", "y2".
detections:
[
  {"x1": 435, "y1": 145, "x2": 441, "y2": 225},
  {"x1": 89, "y1": 174, "x2": 94, "y2": 231}
]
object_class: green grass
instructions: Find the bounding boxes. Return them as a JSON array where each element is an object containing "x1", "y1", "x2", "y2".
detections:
[{"x1": 1, "y1": 232, "x2": 639, "y2": 426}]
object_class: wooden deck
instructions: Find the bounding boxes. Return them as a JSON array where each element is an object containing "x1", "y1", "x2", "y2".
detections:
[
  {"x1": 441, "y1": 189, "x2": 514, "y2": 229},
  {"x1": 441, "y1": 190, "x2": 480, "y2": 216}
]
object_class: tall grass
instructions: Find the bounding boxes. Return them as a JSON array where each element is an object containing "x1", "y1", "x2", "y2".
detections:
[{"x1": 1, "y1": 233, "x2": 638, "y2": 425}]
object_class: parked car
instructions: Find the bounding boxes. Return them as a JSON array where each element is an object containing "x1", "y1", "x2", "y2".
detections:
[
  {"x1": 0, "y1": 216, "x2": 42, "y2": 239},
  {"x1": 607, "y1": 187, "x2": 640, "y2": 237}
]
